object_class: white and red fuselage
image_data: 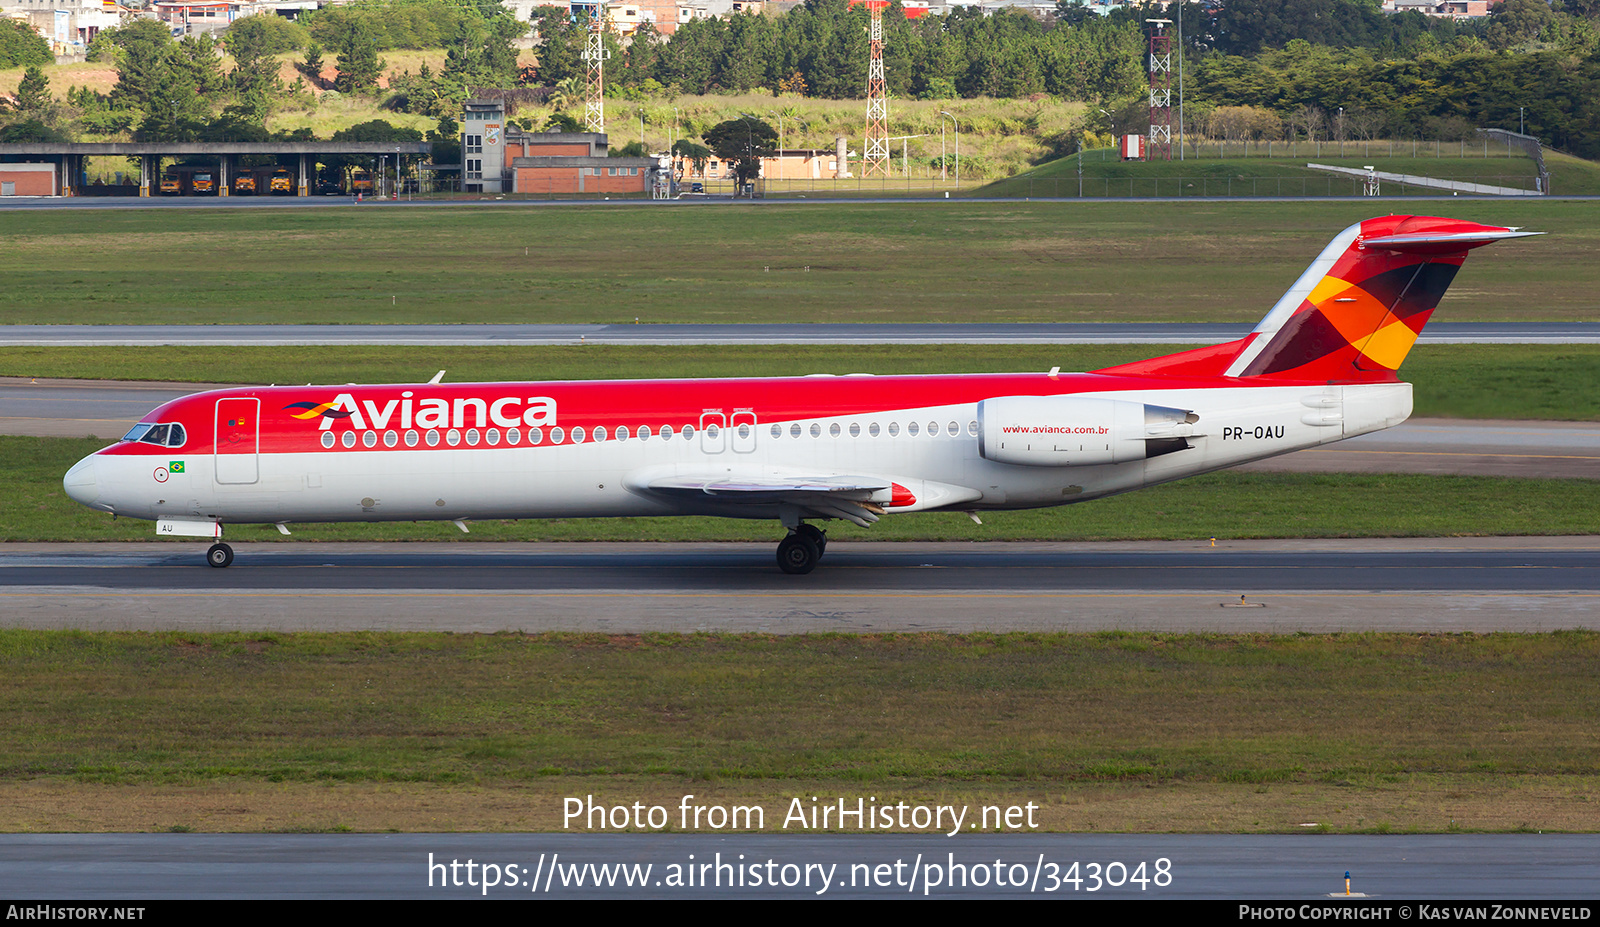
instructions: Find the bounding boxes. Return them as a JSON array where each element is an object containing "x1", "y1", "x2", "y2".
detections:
[
  {"x1": 62, "y1": 216, "x2": 1536, "y2": 571},
  {"x1": 63, "y1": 372, "x2": 1412, "y2": 525}
]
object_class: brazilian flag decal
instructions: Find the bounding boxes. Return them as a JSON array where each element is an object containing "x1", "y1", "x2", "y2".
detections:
[{"x1": 169, "y1": 461, "x2": 185, "y2": 473}]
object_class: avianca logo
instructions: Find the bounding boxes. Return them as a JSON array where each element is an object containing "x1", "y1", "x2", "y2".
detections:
[
  {"x1": 284, "y1": 392, "x2": 559, "y2": 431},
  {"x1": 1001, "y1": 424, "x2": 1109, "y2": 435}
]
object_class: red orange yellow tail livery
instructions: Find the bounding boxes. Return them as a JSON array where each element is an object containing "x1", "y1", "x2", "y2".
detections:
[
  {"x1": 1226, "y1": 216, "x2": 1538, "y2": 381},
  {"x1": 1100, "y1": 216, "x2": 1538, "y2": 383}
]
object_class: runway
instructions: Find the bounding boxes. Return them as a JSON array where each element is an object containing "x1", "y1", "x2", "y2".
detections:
[
  {"x1": 4, "y1": 538, "x2": 1596, "y2": 633},
  {"x1": 2, "y1": 833, "x2": 1595, "y2": 899},
  {"x1": 3, "y1": 321, "x2": 1596, "y2": 346}
]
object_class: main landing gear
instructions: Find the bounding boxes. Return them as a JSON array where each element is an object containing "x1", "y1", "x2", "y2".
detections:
[
  {"x1": 206, "y1": 543, "x2": 234, "y2": 568},
  {"x1": 776, "y1": 524, "x2": 827, "y2": 575}
]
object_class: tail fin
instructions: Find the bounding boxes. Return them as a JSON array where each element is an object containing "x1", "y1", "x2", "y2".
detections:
[{"x1": 1221, "y1": 215, "x2": 1538, "y2": 382}]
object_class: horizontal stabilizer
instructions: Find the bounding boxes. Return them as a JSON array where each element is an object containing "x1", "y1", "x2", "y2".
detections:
[{"x1": 1361, "y1": 229, "x2": 1542, "y2": 254}]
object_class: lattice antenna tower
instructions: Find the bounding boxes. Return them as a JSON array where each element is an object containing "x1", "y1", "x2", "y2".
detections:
[
  {"x1": 583, "y1": 3, "x2": 610, "y2": 134},
  {"x1": 862, "y1": 0, "x2": 889, "y2": 177},
  {"x1": 1147, "y1": 18, "x2": 1173, "y2": 162}
]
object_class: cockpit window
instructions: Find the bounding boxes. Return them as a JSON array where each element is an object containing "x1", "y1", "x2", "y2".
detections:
[{"x1": 123, "y1": 423, "x2": 185, "y2": 448}]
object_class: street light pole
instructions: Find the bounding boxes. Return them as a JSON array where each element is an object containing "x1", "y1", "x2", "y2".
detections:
[
  {"x1": 769, "y1": 110, "x2": 783, "y2": 179},
  {"x1": 1178, "y1": 0, "x2": 1184, "y2": 161},
  {"x1": 939, "y1": 111, "x2": 957, "y2": 186}
]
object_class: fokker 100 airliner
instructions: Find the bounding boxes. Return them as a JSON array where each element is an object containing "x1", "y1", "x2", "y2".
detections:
[{"x1": 64, "y1": 215, "x2": 1536, "y2": 573}]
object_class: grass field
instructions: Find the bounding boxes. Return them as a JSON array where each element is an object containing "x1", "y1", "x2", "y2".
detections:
[
  {"x1": 1, "y1": 630, "x2": 1595, "y2": 833},
  {"x1": 1, "y1": 201, "x2": 1592, "y2": 325},
  {"x1": 978, "y1": 146, "x2": 1600, "y2": 198}
]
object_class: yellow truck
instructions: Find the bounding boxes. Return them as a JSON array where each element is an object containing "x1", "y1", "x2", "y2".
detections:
[
  {"x1": 159, "y1": 172, "x2": 182, "y2": 195},
  {"x1": 192, "y1": 172, "x2": 215, "y2": 195},
  {"x1": 269, "y1": 168, "x2": 293, "y2": 194},
  {"x1": 234, "y1": 173, "x2": 257, "y2": 195}
]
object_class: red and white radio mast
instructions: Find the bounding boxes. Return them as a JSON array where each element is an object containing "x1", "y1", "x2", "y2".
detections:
[
  {"x1": 1147, "y1": 18, "x2": 1172, "y2": 162},
  {"x1": 584, "y1": 3, "x2": 609, "y2": 133},
  {"x1": 863, "y1": 0, "x2": 889, "y2": 177}
]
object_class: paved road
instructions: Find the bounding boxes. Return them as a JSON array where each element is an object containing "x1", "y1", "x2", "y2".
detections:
[
  {"x1": 1, "y1": 833, "x2": 1594, "y2": 899},
  {"x1": 3, "y1": 322, "x2": 1597, "y2": 346},
  {"x1": 5, "y1": 539, "x2": 1596, "y2": 633},
  {"x1": 6, "y1": 378, "x2": 1595, "y2": 478},
  {"x1": 3, "y1": 193, "x2": 1596, "y2": 212}
]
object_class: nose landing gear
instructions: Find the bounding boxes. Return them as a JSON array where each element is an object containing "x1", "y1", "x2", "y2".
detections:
[
  {"x1": 776, "y1": 524, "x2": 827, "y2": 574},
  {"x1": 206, "y1": 543, "x2": 234, "y2": 568}
]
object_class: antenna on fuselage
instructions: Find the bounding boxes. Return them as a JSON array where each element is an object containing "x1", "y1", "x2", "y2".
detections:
[{"x1": 428, "y1": 370, "x2": 446, "y2": 384}]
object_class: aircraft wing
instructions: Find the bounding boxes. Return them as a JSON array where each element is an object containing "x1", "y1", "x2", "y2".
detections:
[{"x1": 635, "y1": 472, "x2": 893, "y2": 526}]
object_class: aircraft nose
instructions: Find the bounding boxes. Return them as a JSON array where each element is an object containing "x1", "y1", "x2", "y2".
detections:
[{"x1": 63, "y1": 456, "x2": 101, "y2": 508}]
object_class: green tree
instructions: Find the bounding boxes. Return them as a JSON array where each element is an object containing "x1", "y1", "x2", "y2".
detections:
[
  {"x1": 0, "y1": 19, "x2": 51, "y2": 69},
  {"x1": 297, "y1": 43, "x2": 327, "y2": 87},
  {"x1": 176, "y1": 34, "x2": 228, "y2": 97},
  {"x1": 102, "y1": 19, "x2": 210, "y2": 140},
  {"x1": 702, "y1": 116, "x2": 776, "y2": 188},
  {"x1": 671, "y1": 138, "x2": 710, "y2": 181},
  {"x1": 335, "y1": 20, "x2": 386, "y2": 93},
  {"x1": 531, "y1": 6, "x2": 581, "y2": 84},
  {"x1": 225, "y1": 14, "x2": 307, "y2": 56},
  {"x1": 14, "y1": 65, "x2": 51, "y2": 115},
  {"x1": 226, "y1": 17, "x2": 286, "y2": 119},
  {"x1": 427, "y1": 113, "x2": 461, "y2": 164},
  {"x1": 544, "y1": 110, "x2": 583, "y2": 132},
  {"x1": 0, "y1": 118, "x2": 68, "y2": 142}
]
